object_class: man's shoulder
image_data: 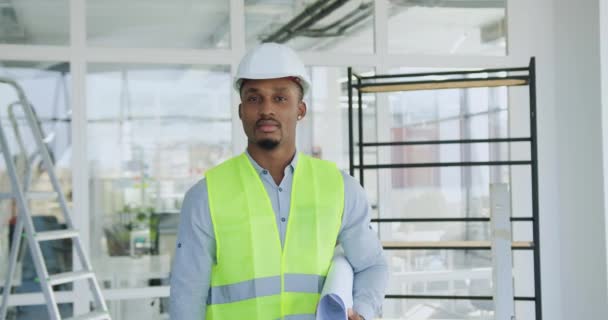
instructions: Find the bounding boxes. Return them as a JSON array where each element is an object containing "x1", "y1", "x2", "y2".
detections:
[
  {"x1": 339, "y1": 170, "x2": 365, "y2": 193},
  {"x1": 301, "y1": 156, "x2": 361, "y2": 190},
  {"x1": 206, "y1": 155, "x2": 244, "y2": 174},
  {"x1": 301, "y1": 155, "x2": 343, "y2": 175},
  {"x1": 184, "y1": 177, "x2": 209, "y2": 201}
]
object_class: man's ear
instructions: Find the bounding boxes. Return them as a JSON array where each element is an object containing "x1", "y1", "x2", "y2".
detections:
[
  {"x1": 238, "y1": 103, "x2": 242, "y2": 119},
  {"x1": 298, "y1": 101, "x2": 307, "y2": 120}
]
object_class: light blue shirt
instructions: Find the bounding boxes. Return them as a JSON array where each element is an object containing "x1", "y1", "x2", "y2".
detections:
[{"x1": 170, "y1": 152, "x2": 388, "y2": 320}]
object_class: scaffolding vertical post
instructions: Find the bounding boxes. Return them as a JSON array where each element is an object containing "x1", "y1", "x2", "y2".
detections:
[
  {"x1": 348, "y1": 67, "x2": 354, "y2": 177},
  {"x1": 528, "y1": 57, "x2": 543, "y2": 320},
  {"x1": 357, "y1": 77, "x2": 364, "y2": 185}
]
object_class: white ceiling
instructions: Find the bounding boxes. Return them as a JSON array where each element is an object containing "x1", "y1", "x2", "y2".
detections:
[{"x1": 0, "y1": 0, "x2": 505, "y2": 54}]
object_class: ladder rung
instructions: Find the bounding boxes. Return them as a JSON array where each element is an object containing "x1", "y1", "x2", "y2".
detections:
[
  {"x1": 0, "y1": 192, "x2": 58, "y2": 200},
  {"x1": 26, "y1": 191, "x2": 58, "y2": 200},
  {"x1": 48, "y1": 270, "x2": 92, "y2": 286},
  {"x1": 65, "y1": 311, "x2": 110, "y2": 320},
  {"x1": 35, "y1": 229, "x2": 79, "y2": 241},
  {"x1": 0, "y1": 192, "x2": 14, "y2": 200}
]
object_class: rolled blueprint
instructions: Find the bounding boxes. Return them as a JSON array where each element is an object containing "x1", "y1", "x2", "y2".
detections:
[{"x1": 316, "y1": 246, "x2": 353, "y2": 320}]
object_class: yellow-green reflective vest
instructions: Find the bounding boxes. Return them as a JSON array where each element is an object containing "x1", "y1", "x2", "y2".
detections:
[{"x1": 205, "y1": 153, "x2": 344, "y2": 320}]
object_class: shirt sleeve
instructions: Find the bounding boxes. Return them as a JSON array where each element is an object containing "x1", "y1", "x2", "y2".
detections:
[
  {"x1": 338, "y1": 171, "x2": 389, "y2": 320},
  {"x1": 169, "y1": 179, "x2": 216, "y2": 320}
]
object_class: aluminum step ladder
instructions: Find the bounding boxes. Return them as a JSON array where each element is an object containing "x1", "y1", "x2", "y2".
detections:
[{"x1": 0, "y1": 78, "x2": 110, "y2": 320}]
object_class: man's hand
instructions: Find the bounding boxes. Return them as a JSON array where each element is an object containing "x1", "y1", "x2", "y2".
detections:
[{"x1": 348, "y1": 308, "x2": 365, "y2": 320}]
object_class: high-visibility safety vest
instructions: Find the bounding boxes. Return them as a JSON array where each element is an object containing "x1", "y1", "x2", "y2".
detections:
[{"x1": 205, "y1": 153, "x2": 344, "y2": 320}]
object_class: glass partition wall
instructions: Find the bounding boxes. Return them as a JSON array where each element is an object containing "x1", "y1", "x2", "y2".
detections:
[{"x1": 0, "y1": 1, "x2": 522, "y2": 319}]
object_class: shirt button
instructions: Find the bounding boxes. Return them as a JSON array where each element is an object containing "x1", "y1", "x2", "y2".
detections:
[
  {"x1": 281, "y1": 217, "x2": 286, "y2": 222},
  {"x1": 262, "y1": 170, "x2": 268, "y2": 174},
  {"x1": 278, "y1": 187, "x2": 283, "y2": 192}
]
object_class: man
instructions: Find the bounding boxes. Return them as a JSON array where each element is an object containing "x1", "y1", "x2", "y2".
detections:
[{"x1": 170, "y1": 43, "x2": 388, "y2": 320}]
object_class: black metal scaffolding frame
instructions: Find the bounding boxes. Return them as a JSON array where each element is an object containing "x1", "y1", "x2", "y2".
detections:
[{"x1": 347, "y1": 58, "x2": 542, "y2": 319}]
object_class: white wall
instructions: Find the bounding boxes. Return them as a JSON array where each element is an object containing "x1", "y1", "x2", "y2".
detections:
[
  {"x1": 509, "y1": 1, "x2": 562, "y2": 319},
  {"x1": 513, "y1": 0, "x2": 608, "y2": 318},
  {"x1": 552, "y1": 0, "x2": 608, "y2": 319}
]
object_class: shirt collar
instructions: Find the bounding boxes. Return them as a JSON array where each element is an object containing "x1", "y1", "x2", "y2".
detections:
[{"x1": 245, "y1": 149, "x2": 298, "y2": 174}]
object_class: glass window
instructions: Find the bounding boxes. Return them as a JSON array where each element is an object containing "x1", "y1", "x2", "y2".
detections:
[
  {"x1": 384, "y1": 297, "x2": 495, "y2": 319},
  {"x1": 379, "y1": 166, "x2": 515, "y2": 220},
  {"x1": 513, "y1": 250, "x2": 535, "y2": 297},
  {"x1": 384, "y1": 76, "x2": 510, "y2": 198},
  {"x1": 245, "y1": 0, "x2": 374, "y2": 53},
  {"x1": 0, "y1": 1, "x2": 69, "y2": 45},
  {"x1": 305, "y1": 66, "x2": 376, "y2": 169},
  {"x1": 384, "y1": 249, "x2": 532, "y2": 319},
  {"x1": 86, "y1": 63, "x2": 231, "y2": 289},
  {"x1": 388, "y1": 0, "x2": 507, "y2": 55},
  {"x1": 303, "y1": 66, "x2": 377, "y2": 208},
  {"x1": 385, "y1": 249, "x2": 496, "y2": 319},
  {"x1": 515, "y1": 301, "x2": 535, "y2": 320},
  {"x1": 86, "y1": 0, "x2": 230, "y2": 49},
  {"x1": 386, "y1": 249, "x2": 492, "y2": 292},
  {"x1": 0, "y1": 61, "x2": 72, "y2": 315}
]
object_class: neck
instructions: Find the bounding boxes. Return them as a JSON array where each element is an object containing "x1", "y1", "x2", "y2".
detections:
[{"x1": 247, "y1": 143, "x2": 296, "y2": 185}]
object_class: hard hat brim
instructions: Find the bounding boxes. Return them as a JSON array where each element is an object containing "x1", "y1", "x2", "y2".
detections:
[{"x1": 234, "y1": 75, "x2": 310, "y2": 97}]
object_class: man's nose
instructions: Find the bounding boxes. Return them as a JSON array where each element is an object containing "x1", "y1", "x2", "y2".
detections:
[{"x1": 259, "y1": 98, "x2": 275, "y2": 116}]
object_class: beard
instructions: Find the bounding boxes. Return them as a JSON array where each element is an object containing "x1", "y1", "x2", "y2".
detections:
[{"x1": 257, "y1": 139, "x2": 279, "y2": 150}]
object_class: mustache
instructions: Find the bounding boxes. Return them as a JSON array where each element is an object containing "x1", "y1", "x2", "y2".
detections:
[{"x1": 256, "y1": 118, "x2": 281, "y2": 127}]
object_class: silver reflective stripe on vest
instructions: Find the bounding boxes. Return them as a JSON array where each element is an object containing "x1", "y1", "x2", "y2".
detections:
[
  {"x1": 208, "y1": 274, "x2": 325, "y2": 305},
  {"x1": 284, "y1": 274, "x2": 326, "y2": 293},
  {"x1": 283, "y1": 314, "x2": 316, "y2": 320},
  {"x1": 207, "y1": 276, "x2": 281, "y2": 305}
]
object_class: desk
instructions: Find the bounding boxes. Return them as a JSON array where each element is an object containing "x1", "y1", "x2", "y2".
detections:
[
  {"x1": 92, "y1": 255, "x2": 172, "y2": 319},
  {"x1": 92, "y1": 255, "x2": 172, "y2": 289}
]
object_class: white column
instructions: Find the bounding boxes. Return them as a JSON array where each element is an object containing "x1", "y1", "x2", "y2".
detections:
[
  {"x1": 600, "y1": 0, "x2": 608, "y2": 292},
  {"x1": 230, "y1": 0, "x2": 247, "y2": 155},
  {"x1": 490, "y1": 183, "x2": 515, "y2": 320},
  {"x1": 70, "y1": 0, "x2": 90, "y2": 315},
  {"x1": 310, "y1": 67, "x2": 343, "y2": 164},
  {"x1": 374, "y1": 0, "x2": 393, "y2": 254}
]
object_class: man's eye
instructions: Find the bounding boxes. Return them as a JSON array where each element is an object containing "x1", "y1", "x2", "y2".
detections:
[
  {"x1": 275, "y1": 96, "x2": 287, "y2": 102},
  {"x1": 247, "y1": 96, "x2": 259, "y2": 102}
]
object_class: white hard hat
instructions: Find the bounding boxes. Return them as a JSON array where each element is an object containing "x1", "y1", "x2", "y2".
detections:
[{"x1": 234, "y1": 42, "x2": 310, "y2": 97}]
